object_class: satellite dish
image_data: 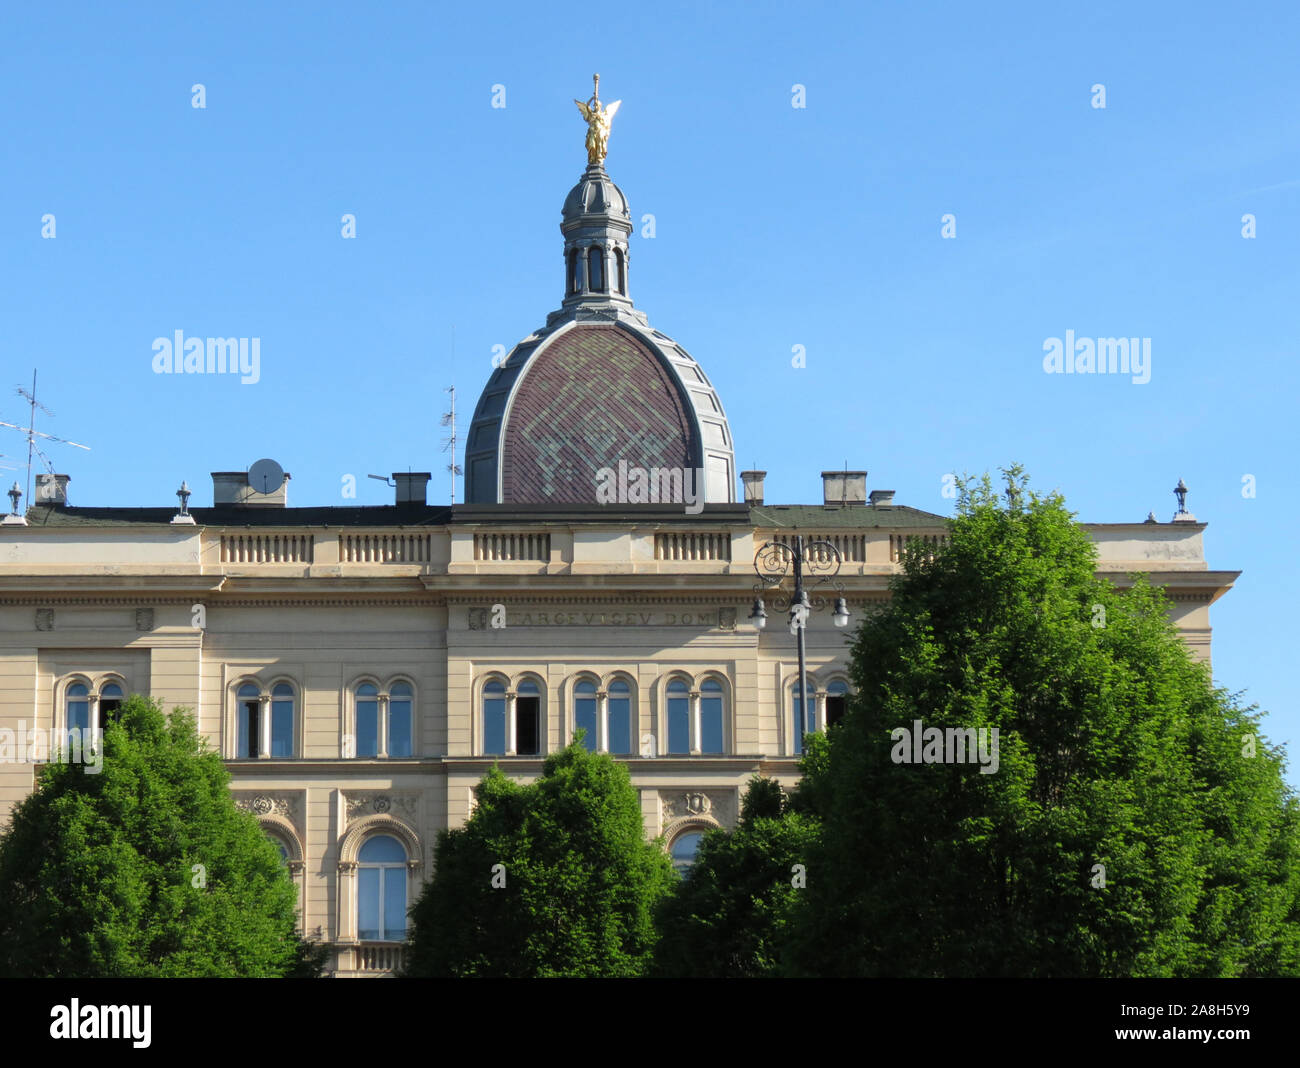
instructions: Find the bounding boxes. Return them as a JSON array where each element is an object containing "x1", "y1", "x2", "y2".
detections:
[{"x1": 248, "y1": 458, "x2": 285, "y2": 495}]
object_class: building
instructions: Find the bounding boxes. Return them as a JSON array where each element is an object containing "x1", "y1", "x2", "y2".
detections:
[{"x1": 0, "y1": 85, "x2": 1239, "y2": 975}]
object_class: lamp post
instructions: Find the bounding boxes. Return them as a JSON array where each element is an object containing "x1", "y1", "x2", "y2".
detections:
[{"x1": 749, "y1": 534, "x2": 850, "y2": 754}]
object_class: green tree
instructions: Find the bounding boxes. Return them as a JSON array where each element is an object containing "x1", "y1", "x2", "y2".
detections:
[
  {"x1": 404, "y1": 736, "x2": 675, "y2": 977},
  {"x1": 785, "y1": 467, "x2": 1300, "y2": 977},
  {"x1": 653, "y1": 773, "x2": 820, "y2": 977},
  {"x1": 0, "y1": 695, "x2": 323, "y2": 977}
]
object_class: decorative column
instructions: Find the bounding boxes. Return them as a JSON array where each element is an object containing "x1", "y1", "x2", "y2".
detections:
[
  {"x1": 377, "y1": 692, "x2": 390, "y2": 758},
  {"x1": 506, "y1": 690, "x2": 518, "y2": 756},
  {"x1": 815, "y1": 689, "x2": 828, "y2": 733},
  {"x1": 604, "y1": 246, "x2": 616, "y2": 295},
  {"x1": 596, "y1": 689, "x2": 609, "y2": 753},
  {"x1": 577, "y1": 244, "x2": 589, "y2": 294},
  {"x1": 337, "y1": 860, "x2": 358, "y2": 944},
  {"x1": 689, "y1": 690, "x2": 702, "y2": 755},
  {"x1": 259, "y1": 694, "x2": 272, "y2": 758}
]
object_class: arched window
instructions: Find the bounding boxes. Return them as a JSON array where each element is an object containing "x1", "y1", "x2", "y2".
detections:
[
  {"x1": 357, "y1": 836, "x2": 407, "y2": 942},
  {"x1": 574, "y1": 678, "x2": 598, "y2": 752},
  {"x1": 236, "y1": 683, "x2": 260, "y2": 758},
  {"x1": 270, "y1": 683, "x2": 295, "y2": 758},
  {"x1": 98, "y1": 682, "x2": 124, "y2": 728},
  {"x1": 614, "y1": 248, "x2": 626, "y2": 294},
  {"x1": 608, "y1": 678, "x2": 632, "y2": 755},
  {"x1": 587, "y1": 246, "x2": 604, "y2": 292},
  {"x1": 667, "y1": 679, "x2": 690, "y2": 755},
  {"x1": 670, "y1": 831, "x2": 704, "y2": 878},
  {"x1": 356, "y1": 682, "x2": 380, "y2": 757},
  {"x1": 567, "y1": 249, "x2": 579, "y2": 294},
  {"x1": 483, "y1": 679, "x2": 507, "y2": 755},
  {"x1": 388, "y1": 681, "x2": 413, "y2": 758},
  {"x1": 826, "y1": 679, "x2": 850, "y2": 729},
  {"x1": 700, "y1": 678, "x2": 724, "y2": 754},
  {"x1": 516, "y1": 679, "x2": 541, "y2": 755}
]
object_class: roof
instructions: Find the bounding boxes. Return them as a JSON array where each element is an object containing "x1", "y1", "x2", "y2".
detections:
[
  {"x1": 20, "y1": 502, "x2": 946, "y2": 529},
  {"x1": 750, "y1": 504, "x2": 950, "y2": 528}
]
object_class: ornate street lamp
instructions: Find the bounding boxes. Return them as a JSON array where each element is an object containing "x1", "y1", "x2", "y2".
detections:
[
  {"x1": 749, "y1": 534, "x2": 850, "y2": 754},
  {"x1": 7, "y1": 482, "x2": 20, "y2": 516}
]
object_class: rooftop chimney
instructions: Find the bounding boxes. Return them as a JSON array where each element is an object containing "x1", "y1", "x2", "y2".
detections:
[
  {"x1": 212, "y1": 471, "x2": 290, "y2": 508},
  {"x1": 394, "y1": 472, "x2": 431, "y2": 505},
  {"x1": 868, "y1": 489, "x2": 895, "y2": 506},
  {"x1": 740, "y1": 470, "x2": 766, "y2": 506},
  {"x1": 821, "y1": 470, "x2": 867, "y2": 507},
  {"x1": 35, "y1": 473, "x2": 71, "y2": 506}
]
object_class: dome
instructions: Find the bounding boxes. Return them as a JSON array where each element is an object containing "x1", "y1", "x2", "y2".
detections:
[
  {"x1": 463, "y1": 138, "x2": 735, "y2": 508},
  {"x1": 561, "y1": 163, "x2": 630, "y2": 227}
]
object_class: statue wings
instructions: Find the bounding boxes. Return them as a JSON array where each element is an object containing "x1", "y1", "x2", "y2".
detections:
[{"x1": 574, "y1": 99, "x2": 622, "y2": 123}]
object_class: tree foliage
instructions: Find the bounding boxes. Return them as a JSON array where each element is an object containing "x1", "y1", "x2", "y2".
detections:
[
  {"x1": 653, "y1": 774, "x2": 820, "y2": 977},
  {"x1": 403, "y1": 736, "x2": 675, "y2": 977},
  {"x1": 0, "y1": 695, "x2": 321, "y2": 977},
  {"x1": 784, "y1": 467, "x2": 1300, "y2": 977}
]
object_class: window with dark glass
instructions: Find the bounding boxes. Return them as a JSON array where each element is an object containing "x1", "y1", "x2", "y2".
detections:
[
  {"x1": 97, "y1": 682, "x2": 124, "y2": 728},
  {"x1": 516, "y1": 679, "x2": 540, "y2": 755},
  {"x1": 587, "y1": 246, "x2": 604, "y2": 292},
  {"x1": 237, "y1": 683, "x2": 260, "y2": 758},
  {"x1": 826, "y1": 680, "x2": 849, "y2": 728}
]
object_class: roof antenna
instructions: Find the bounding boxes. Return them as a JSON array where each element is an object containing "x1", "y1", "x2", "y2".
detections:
[
  {"x1": 0, "y1": 370, "x2": 91, "y2": 509},
  {"x1": 440, "y1": 386, "x2": 462, "y2": 505}
]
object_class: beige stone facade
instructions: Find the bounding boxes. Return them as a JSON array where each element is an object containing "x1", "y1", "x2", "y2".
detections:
[{"x1": 0, "y1": 485, "x2": 1237, "y2": 975}]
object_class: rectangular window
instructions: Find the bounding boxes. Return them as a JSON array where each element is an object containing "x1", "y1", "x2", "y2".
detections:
[
  {"x1": 270, "y1": 699, "x2": 293, "y2": 757},
  {"x1": 484, "y1": 696, "x2": 506, "y2": 755},
  {"x1": 388, "y1": 700, "x2": 412, "y2": 758},
  {"x1": 358, "y1": 867, "x2": 380, "y2": 941},
  {"x1": 668, "y1": 695, "x2": 689, "y2": 754},
  {"x1": 516, "y1": 697, "x2": 540, "y2": 755},
  {"x1": 383, "y1": 869, "x2": 407, "y2": 940},
  {"x1": 238, "y1": 701, "x2": 259, "y2": 758},
  {"x1": 575, "y1": 696, "x2": 598, "y2": 752},
  {"x1": 357, "y1": 699, "x2": 379, "y2": 757},
  {"x1": 608, "y1": 696, "x2": 631, "y2": 755}
]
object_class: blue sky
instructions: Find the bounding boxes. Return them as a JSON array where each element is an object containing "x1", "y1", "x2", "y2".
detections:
[{"x1": 0, "y1": 2, "x2": 1295, "y2": 781}]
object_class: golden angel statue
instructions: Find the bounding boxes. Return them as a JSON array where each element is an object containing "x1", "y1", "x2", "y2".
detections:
[{"x1": 574, "y1": 74, "x2": 621, "y2": 166}]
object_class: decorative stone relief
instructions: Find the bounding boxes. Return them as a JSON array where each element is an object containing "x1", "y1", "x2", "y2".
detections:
[
  {"x1": 35, "y1": 608, "x2": 54, "y2": 631},
  {"x1": 467, "y1": 607, "x2": 488, "y2": 630},
  {"x1": 717, "y1": 607, "x2": 737, "y2": 631},
  {"x1": 135, "y1": 608, "x2": 154, "y2": 631},
  {"x1": 345, "y1": 792, "x2": 419, "y2": 824},
  {"x1": 234, "y1": 791, "x2": 301, "y2": 825},
  {"x1": 661, "y1": 790, "x2": 734, "y2": 825}
]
